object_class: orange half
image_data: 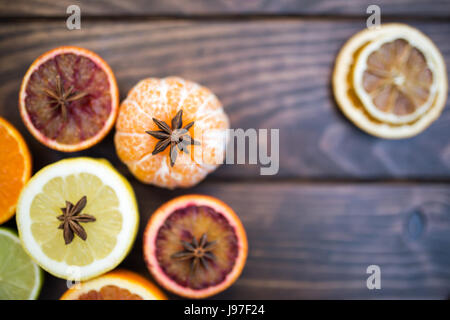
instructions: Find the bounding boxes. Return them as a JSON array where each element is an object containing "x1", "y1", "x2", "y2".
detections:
[
  {"x1": 60, "y1": 269, "x2": 167, "y2": 300},
  {"x1": 0, "y1": 117, "x2": 32, "y2": 224}
]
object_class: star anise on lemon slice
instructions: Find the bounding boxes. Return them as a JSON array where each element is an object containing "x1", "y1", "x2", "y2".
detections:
[
  {"x1": 56, "y1": 196, "x2": 96, "y2": 245},
  {"x1": 171, "y1": 233, "x2": 217, "y2": 275},
  {"x1": 146, "y1": 110, "x2": 200, "y2": 167}
]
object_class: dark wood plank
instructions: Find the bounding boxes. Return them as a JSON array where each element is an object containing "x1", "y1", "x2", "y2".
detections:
[
  {"x1": 1, "y1": 20, "x2": 449, "y2": 179},
  {"x1": 9, "y1": 182, "x2": 446, "y2": 299},
  {"x1": 1, "y1": 0, "x2": 450, "y2": 17}
]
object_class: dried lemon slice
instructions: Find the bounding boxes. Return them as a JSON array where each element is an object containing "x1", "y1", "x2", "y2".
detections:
[{"x1": 333, "y1": 23, "x2": 448, "y2": 138}]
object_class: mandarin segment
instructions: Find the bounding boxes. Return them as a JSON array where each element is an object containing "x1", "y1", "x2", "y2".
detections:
[
  {"x1": 128, "y1": 78, "x2": 173, "y2": 121},
  {"x1": 115, "y1": 77, "x2": 229, "y2": 188},
  {"x1": 180, "y1": 84, "x2": 212, "y2": 123},
  {"x1": 115, "y1": 99, "x2": 154, "y2": 133},
  {"x1": 167, "y1": 152, "x2": 209, "y2": 188},
  {"x1": 114, "y1": 132, "x2": 156, "y2": 163},
  {"x1": 165, "y1": 77, "x2": 191, "y2": 113},
  {"x1": 192, "y1": 111, "x2": 229, "y2": 166},
  {"x1": 128, "y1": 153, "x2": 168, "y2": 185}
]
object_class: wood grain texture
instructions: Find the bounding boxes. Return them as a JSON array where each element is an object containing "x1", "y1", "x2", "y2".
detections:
[
  {"x1": 1, "y1": 3, "x2": 450, "y2": 301},
  {"x1": 1, "y1": 0, "x2": 450, "y2": 17},
  {"x1": 1, "y1": 20, "x2": 449, "y2": 179},
  {"x1": 12, "y1": 182, "x2": 446, "y2": 300}
]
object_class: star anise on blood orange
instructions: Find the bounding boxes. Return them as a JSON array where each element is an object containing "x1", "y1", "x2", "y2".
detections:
[
  {"x1": 171, "y1": 233, "x2": 217, "y2": 274},
  {"x1": 43, "y1": 75, "x2": 87, "y2": 122}
]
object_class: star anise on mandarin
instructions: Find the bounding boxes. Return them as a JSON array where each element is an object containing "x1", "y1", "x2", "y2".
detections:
[
  {"x1": 171, "y1": 233, "x2": 217, "y2": 275},
  {"x1": 145, "y1": 110, "x2": 200, "y2": 167},
  {"x1": 56, "y1": 196, "x2": 96, "y2": 245}
]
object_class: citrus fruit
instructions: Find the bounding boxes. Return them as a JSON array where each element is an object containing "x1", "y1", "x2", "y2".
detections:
[
  {"x1": 0, "y1": 227, "x2": 43, "y2": 300},
  {"x1": 60, "y1": 269, "x2": 167, "y2": 300},
  {"x1": 333, "y1": 23, "x2": 447, "y2": 139},
  {"x1": 0, "y1": 117, "x2": 32, "y2": 224},
  {"x1": 16, "y1": 157, "x2": 139, "y2": 281},
  {"x1": 115, "y1": 77, "x2": 229, "y2": 189},
  {"x1": 143, "y1": 195, "x2": 247, "y2": 298},
  {"x1": 19, "y1": 46, "x2": 119, "y2": 152}
]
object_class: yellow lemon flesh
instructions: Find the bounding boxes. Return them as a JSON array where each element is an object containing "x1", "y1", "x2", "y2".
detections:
[{"x1": 16, "y1": 158, "x2": 139, "y2": 281}]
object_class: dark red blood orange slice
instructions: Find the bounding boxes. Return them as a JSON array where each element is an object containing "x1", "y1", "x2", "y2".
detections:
[
  {"x1": 143, "y1": 195, "x2": 248, "y2": 298},
  {"x1": 19, "y1": 46, "x2": 119, "y2": 152},
  {"x1": 78, "y1": 285, "x2": 143, "y2": 300}
]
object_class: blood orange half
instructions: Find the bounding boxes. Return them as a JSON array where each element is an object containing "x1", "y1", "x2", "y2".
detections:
[
  {"x1": 19, "y1": 46, "x2": 119, "y2": 152},
  {"x1": 143, "y1": 195, "x2": 248, "y2": 298}
]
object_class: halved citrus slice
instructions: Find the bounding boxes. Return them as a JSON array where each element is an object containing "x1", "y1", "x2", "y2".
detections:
[
  {"x1": 0, "y1": 117, "x2": 32, "y2": 224},
  {"x1": 354, "y1": 29, "x2": 442, "y2": 124},
  {"x1": 60, "y1": 269, "x2": 167, "y2": 300},
  {"x1": 143, "y1": 195, "x2": 247, "y2": 298},
  {"x1": 333, "y1": 24, "x2": 447, "y2": 138},
  {"x1": 16, "y1": 157, "x2": 139, "y2": 281},
  {"x1": 0, "y1": 227, "x2": 43, "y2": 300},
  {"x1": 19, "y1": 46, "x2": 119, "y2": 152}
]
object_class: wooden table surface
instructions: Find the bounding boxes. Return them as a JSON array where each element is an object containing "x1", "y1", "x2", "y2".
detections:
[{"x1": 1, "y1": 0, "x2": 450, "y2": 300}]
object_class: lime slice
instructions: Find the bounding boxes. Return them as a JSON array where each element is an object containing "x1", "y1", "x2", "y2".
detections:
[
  {"x1": 16, "y1": 157, "x2": 139, "y2": 281},
  {"x1": 0, "y1": 227, "x2": 43, "y2": 300}
]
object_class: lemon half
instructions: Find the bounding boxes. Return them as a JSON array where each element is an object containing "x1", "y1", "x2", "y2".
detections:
[{"x1": 16, "y1": 158, "x2": 139, "y2": 281}]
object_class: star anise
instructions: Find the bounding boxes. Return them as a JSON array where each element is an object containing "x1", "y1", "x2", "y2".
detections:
[
  {"x1": 56, "y1": 196, "x2": 96, "y2": 245},
  {"x1": 171, "y1": 233, "x2": 217, "y2": 275},
  {"x1": 43, "y1": 75, "x2": 87, "y2": 122},
  {"x1": 145, "y1": 110, "x2": 200, "y2": 167}
]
